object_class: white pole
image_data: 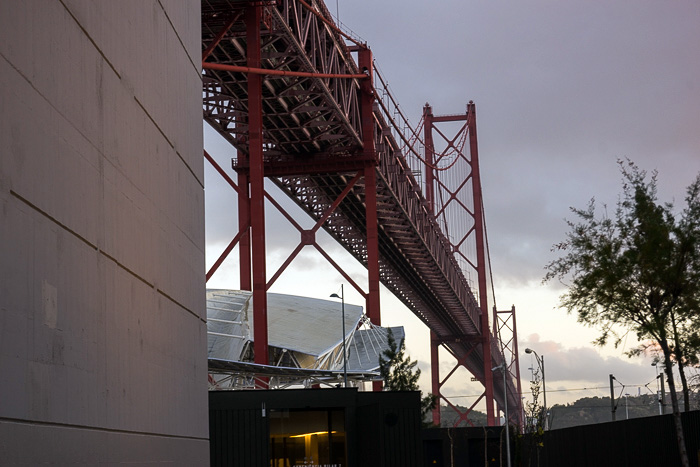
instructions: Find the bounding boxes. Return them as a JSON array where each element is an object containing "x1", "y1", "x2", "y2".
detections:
[
  {"x1": 330, "y1": 285, "x2": 348, "y2": 387},
  {"x1": 341, "y1": 284, "x2": 347, "y2": 387}
]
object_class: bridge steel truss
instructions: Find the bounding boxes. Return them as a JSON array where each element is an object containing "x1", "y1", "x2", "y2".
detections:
[{"x1": 201, "y1": 0, "x2": 521, "y2": 426}]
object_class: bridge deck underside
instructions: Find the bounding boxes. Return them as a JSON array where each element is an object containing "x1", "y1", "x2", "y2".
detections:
[{"x1": 202, "y1": 0, "x2": 514, "y2": 404}]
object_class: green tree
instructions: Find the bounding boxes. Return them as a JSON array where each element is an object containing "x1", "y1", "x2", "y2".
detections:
[
  {"x1": 690, "y1": 369, "x2": 700, "y2": 410},
  {"x1": 544, "y1": 159, "x2": 700, "y2": 467},
  {"x1": 521, "y1": 368, "x2": 545, "y2": 467},
  {"x1": 379, "y1": 329, "x2": 437, "y2": 424}
]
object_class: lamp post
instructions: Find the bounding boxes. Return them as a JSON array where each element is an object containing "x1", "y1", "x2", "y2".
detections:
[
  {"x1": 525, "y1": 348, "x2": 547, "y2": 431},
  {"x1": 330, "y1": 285, "x2": 348, "y2": 387},
  {"x1": 493, "y1": 363, "x2": 512, "y2": 467}
]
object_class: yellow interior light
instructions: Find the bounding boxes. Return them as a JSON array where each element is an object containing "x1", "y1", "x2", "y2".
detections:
[{"x1": 289, "y1": 430, "x2": 337, "y2": 438}]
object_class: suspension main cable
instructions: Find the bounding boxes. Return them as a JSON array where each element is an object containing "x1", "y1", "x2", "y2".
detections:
[
  {"x1": 373, "y1": 91, "x2": 468, "y2": 172},
  {"x1": 374, "y1": 66, "x2": 424, "y2": 146},
  {"x1": 484, "y1": 196, "x2": 497, "y2": 312},
  {"x1": 372, "y1": 88, "x2": 423, "y2": 160}
]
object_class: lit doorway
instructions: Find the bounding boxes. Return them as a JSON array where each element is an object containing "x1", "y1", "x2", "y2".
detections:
[{"x1": 270, "y1": 409, "x2": 346, "y2": 467}]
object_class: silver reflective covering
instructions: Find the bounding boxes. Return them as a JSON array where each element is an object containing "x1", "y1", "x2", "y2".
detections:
[
  {"x1": 346, "y1": 326, "x2": 405, "y2": 372},
  {"x1": 206, "y1": 289, "x2": 405, "y2": 387},
  {"x1": 207, "y1": 290, "x2": 250, "y2": 363}
]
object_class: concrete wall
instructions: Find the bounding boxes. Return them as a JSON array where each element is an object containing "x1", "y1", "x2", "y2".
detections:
[{"x1": 0, "y1": 1, "x2": 208, "y2": 464}]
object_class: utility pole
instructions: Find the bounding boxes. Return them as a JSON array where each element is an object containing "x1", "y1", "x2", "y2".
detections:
[
  {"x1": 653, "y1": 362, "x2": 662, "y2": 415},
  {"x1": 659, "y1": 372, "x2": 666, "y2": 415},
  {"x1": 609, "y1": 374, "x2": 617, "y2": 421}
]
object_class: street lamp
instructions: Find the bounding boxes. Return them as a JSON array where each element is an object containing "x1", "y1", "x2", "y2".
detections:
[
  {"x1": 525, "y1": 348, "x2": 547, "y2": 430},
  {"x1": 492, "y1": 363, "x2": 512, "y2": 467},
  {"x1": 330, "y1": 284, "x2": 348, "y2": 387}
]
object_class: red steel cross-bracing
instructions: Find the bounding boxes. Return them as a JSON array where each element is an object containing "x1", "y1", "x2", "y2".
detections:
[{"x1": 201, "y1": 0, "x2": 521, "y2": 419}]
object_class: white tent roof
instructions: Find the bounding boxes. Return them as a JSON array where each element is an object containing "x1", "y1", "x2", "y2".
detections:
[
  {"x1": 207, "y1": 289, "x2": 363, "y2": 359},
  {"x1": 254, "y1": 291, "x2": 363, "y2": 357}
]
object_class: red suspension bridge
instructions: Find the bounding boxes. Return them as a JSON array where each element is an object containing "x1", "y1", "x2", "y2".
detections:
[{"x1": 201, "y1": 0, "x2": 522, "y2": 428}]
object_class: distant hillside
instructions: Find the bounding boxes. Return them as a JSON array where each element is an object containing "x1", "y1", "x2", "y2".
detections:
[
  {"x1": 433, "y1": 392, "x2": 699, "y2": 430},
  {"x1": 549, "y1": 393, "x2": 700, "y2": 430},
  {"x1": 438, "y1": 405, "x2": 488, "y2": 427}
]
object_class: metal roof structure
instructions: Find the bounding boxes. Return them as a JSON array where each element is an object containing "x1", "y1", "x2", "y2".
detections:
[{"x1": 207, "y1": 289, "x2": 404, "y2": 388}]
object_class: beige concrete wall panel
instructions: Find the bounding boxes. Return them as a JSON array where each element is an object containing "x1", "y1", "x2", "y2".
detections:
[
  {"x1": 0, "y1": 6, "x2": 205, "y2": 271},
  {"x1": 157, "y1": 150, "x2": 206, "y2": 318},
  {"x1": 101, "y1": 158, "x2": 157, "y2": 289},
  {"x1": 159, "y1": 0, "x2": 202, "y2": 70},
  {"x1": 0, "y1": 47, "x2": 104, "y2": 248},
  {"x1": 99, "y1": 72, "x2": 204, "y2": 244},
  {"x1": 0, "y1": 194, "x2": 107, "y2": 425},
  {"x1": 26, "y1": 234, "x2": 106, "y2": 426},
  {"x1": 0, "y1": 0, "x2": 208, "y2": 461},
  {"x1": 0, "y1": 196, "x2": 34, "y2": 420},
  {"x1": 60, "y1": 0, "x2": 204, "y2": 183},
  {"x1": 0, "y1": 420, "x2": 209, "y2": 465},
  {"x1": 0, "y1": 1, "x2": 108, "y2": 156},
  {"x1": 102, "y1": 264, "x2": 208, "y2": 436},
  {"x1": 100, "y1": 129, "x2": 204, "y2": 316}
]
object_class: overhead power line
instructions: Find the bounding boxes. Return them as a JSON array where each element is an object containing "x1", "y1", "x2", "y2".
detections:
[{"x1": 445, "y1": 382, "x2": 663, "y2": 400}]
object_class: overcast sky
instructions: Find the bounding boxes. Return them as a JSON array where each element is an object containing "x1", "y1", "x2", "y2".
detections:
[{"x1": 204, "y1": 0, "x2": 700, "y2": 408}]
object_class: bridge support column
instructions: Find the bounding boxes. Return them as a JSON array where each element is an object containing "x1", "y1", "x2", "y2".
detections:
[
  {"x1": 365, "y1": 165, "x2": 383, "y2": 392},
  {"x1": 238, "y1": 172, "x2": 251, "y2": 291},
  {"x1": 430, "y1": 331, "x2": 441, "y2": 426},
  {"x1": 246, "y1": 4, "x2": 268, "y2": 375},
  {"x1": 364, "y1": 166, "x2": 381, "y2": 325},
  {"x1": 358, "y1": 46, "x2": 382, "y2": 391},
  {"x1": 423, "y1": 103, "x2": 435, "y2": 208},
  {"x1": 469, "y1": 101, "x2": 496, "y2": 425}
]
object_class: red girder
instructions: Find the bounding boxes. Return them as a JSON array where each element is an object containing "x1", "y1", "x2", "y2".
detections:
[
  {"x1": 245, "y1": 4, "x2": 269, "y2": 383},
  {"x1": 203, "y1": 61, "x2": 368, "y2": 79}
]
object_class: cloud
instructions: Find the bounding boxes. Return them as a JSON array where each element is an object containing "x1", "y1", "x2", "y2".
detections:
[
  {"x1": 337, "y1": 0, "x2": 700, "y2": 293},
  {"x1": 521, "y1": 334, "x2": 656, "y2": 389}
]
